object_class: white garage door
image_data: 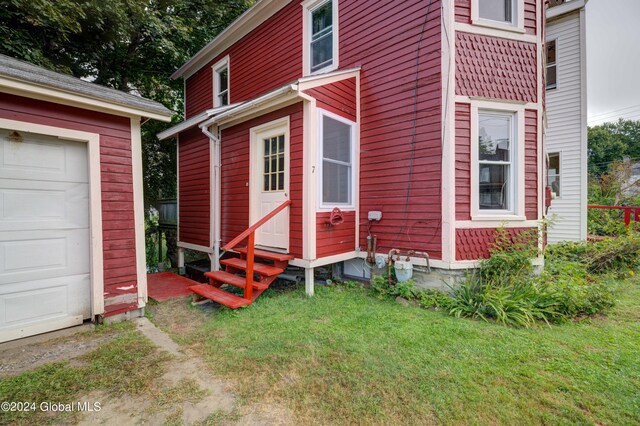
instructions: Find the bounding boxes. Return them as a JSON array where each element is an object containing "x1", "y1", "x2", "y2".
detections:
[{"x1": 0, "y1": 129, "x2": 91, "y2": 343}]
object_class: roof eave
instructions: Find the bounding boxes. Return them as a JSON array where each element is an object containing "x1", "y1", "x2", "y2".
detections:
[{"x1": 546, "y1": 0, "x2": 587, "y2": 21}]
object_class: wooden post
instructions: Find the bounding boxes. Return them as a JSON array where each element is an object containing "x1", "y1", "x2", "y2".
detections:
[
  {"x1": 624, "y1": 208, "x2": 631, "y2": 226},
  {"x1": 245, "y1": 232, "x2": 255, "y2": 301},
  {"x1": 305, "y1": 267, "x2": 314, "y2": 297},
  {"x1": 158, "y1": 229, "x2": 162, "y2": 263}
]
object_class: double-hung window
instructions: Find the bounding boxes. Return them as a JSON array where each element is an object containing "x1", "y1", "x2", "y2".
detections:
[
  {"x1": 304, "y1": 0, "x2": 338, "y2": 75},
  {"x1": 212, "y1": 57, "x2": 229, "y2": 107},
  {"x1": 478, "y1": 111, "x2": 515, "y2": 213},
  {"x1": 478, "y1": 0, "x2": 516, "y2": 25},
  {"x1": 548, "y1": 152, "x2": 561, "y2": 197},
  {"x1": 319, "y1": 110, "x2": 355, "y2": 208},
  {"x1": 546, "y1": 40, "x2": 557, "y2": 90}
]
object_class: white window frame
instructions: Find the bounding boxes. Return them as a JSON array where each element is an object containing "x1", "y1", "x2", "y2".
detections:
[
  {"x1": 547, "y1": 151, "x2": 562, "y2": 199},
  {"x1": 212, "y1": 56, "x2": 230, "y2": 107},
  {"x1": 472, "y1": 0, "x2": 525, "y2": 33},
  {"x1": 471, "y1": 101, "x2": 526, "y2": 220},
  {"x1": 546, "y1": 38, "x2": 558, "y2": 90},
  {"x1": 317, "y1": 108, "x2": 356, "y2": 211},
  {"x1": 302, "y1": 0, "x2": 339, "y2": 76}
]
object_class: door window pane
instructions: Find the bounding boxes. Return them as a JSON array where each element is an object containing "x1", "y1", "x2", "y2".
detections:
[{"x1": 262, "y1": 135, "x2": 286, "y2": 192}]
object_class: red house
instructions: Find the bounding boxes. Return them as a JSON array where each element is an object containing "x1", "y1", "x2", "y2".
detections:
[
  {"x1": 0, "y1": 55, "x2": 172, "y2": 342},
  {"x1": 159, "y1": 0, "x2": 544, "y2": 306}
]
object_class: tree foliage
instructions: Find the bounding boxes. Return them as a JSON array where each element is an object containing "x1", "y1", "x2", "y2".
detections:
[{"x1": 588, "y1": 119, "x2": 640, "y2": 176}]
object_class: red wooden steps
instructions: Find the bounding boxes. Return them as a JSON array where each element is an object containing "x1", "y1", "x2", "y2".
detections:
[
  {"x1": 189, "y1": 285, "x2": 252, "y2": 309},
  {"x1": 221, "y1": 258, "x2": 284, "y2": 277},
  {"x1": 204, "y1": 270, "x2": 269, "y2": 291},
  {"x1": 236, "y1": 247, "x2": 294, "y2": 262}
]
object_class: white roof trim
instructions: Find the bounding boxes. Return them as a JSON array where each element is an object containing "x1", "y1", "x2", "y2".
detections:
[
  {"x1": 157, "y1": 104, "x2": 238, "y2": 140},
  {"x1": 546, "y1": 0, "x2": 587, "y2": 20},
  {"x1": 172, "y1": 0, "x2": 290, "y2": 80}
]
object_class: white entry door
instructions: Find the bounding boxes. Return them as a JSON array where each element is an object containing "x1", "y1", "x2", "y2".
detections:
[
  {"x1": 0, "y1": 129, "x2": 91, "y2": 343},
  {"x1": 250, "y1": 119, "x2": 289, "y2": 252}
]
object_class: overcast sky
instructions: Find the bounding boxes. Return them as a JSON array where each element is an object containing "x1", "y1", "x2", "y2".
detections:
[{"x1": 586, "y1": 0, "x2": 640, "y2": 126}]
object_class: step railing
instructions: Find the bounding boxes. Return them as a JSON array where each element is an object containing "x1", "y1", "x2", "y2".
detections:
[
  {"x1": 222, "y1": 199, "x2": 292, "y2": 300},
  {"x1": 588, "y1": 205, "x2": 640, "y2": 226}
]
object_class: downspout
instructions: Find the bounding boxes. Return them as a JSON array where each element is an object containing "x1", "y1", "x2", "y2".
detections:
[{"x1": 200, "y1": 122, "x2": 221, "y2": 271}]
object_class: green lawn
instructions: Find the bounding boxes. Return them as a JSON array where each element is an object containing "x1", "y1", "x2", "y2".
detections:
[{"x1": 184, "y1": 280, "x2": 640, "y2": 425}]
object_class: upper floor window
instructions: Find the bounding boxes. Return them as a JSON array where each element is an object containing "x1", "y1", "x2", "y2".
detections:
[
  {"x1": 303, "y1": 0, "x2": 338, "y2": 75},
  {"x1": 546, "y1": 40, "x2": 557, "y2": 90},
  {"x1": 212, "y1": 57, "x2": 229, "y2": 107},
  {"x1": 479, "y1": 0, "x2": 516, "y2": 25}
]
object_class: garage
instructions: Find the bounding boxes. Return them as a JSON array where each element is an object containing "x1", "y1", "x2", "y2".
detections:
[{"x1": 0, "y1": 54, "x2": 171, "y2": 342}]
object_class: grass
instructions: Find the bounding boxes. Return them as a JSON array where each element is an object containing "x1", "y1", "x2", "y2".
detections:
[
  {"x1": 183, "y1": 280, "x2": 640, "y2": 425},
  {"x1": 0, "y1": 323, "x2": 171, "y2": 425}
]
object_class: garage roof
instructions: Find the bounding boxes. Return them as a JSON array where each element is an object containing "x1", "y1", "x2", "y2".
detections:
[{"x1": 0, "y1": 54, "x2": 172, "y2": 121}]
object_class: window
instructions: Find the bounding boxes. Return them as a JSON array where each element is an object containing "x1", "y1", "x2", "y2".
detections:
[
  {"x1": 479, "y1": 0, "x2": 516, "y2": 25},
  {"x1": 478, "y1": 111, "x2": 515, "y2": 212},
  {"x1": 212, "y1": 57, "x2": 229, "y2": 107},
  {"x1": 546, "y1": 40, "x2": 557, "y2": 90},
  {"x1": 319, "y1": 110, "x2": 355, "y2": 207},
  {"x1": 263, "y1": 135, "x2": 285, "y2": 192},
  {"x1": 548, "y1": 152, "x2": 561, "y2": 197},
  {"x1": 304, "y1": 0, "x2": 338, "y2": 75}
]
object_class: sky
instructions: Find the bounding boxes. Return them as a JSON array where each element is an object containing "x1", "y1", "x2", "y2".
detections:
[{"x1": 586, "y1": 0, "x2": 640, "y2": 126}]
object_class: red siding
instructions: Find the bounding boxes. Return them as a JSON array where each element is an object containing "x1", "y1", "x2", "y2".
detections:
[
  {"x1": 185, "y1": 1, "x2": 302, "y2": 118},
  {"x1": 342, "y1": 0, "x2": 443, "y2": 259},
  {"x1": 178, "y1": 127, "x2": 210, "y2": 247},
  {"x1": 456, "y1": 31, "x2": 537, "y2": 103},
  {"x1": 454, "y1": 0, "x2": 537, "y2": 34},
  {"x1": 525, "y1": 109, "x2": 538, "y2": 220},
  {"x1": 304, "y1": 77, "x2": 357, "y2": 121},
  {"x1": 220, "y1": 103, "x2": 304, "y2": 258},
  {"x1": 0, "y1": 93, "x2": 138, "y2": 314},
  {"x1": 316, "y1": 211, "x2": 356, "y2": 257},
  {"x1": 455, "y1": 103, "x2": 471, "y2": 221},
  {"x1": 456, "y1": 227, "x2": 535, "y2": 260}
]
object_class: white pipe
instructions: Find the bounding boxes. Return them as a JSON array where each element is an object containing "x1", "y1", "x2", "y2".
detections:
[{"x1": 200, "y1": 123, "x2": 221, "y2": 271}]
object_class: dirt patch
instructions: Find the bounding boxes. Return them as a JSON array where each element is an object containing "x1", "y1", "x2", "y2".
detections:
[{"x1": 0, "y1": 329, "x2": 115, "y2": 378}]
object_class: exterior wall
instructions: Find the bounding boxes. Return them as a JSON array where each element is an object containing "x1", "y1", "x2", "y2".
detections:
[
  {"x1": 456, "y1": 227, "x2": 536, "y2": 260},
  {"x1": 185, "y1": 1, "x2": 302, "y2": 118},
  {"x1": 178, "y1": 127, "x2": 211, "y2": 248},
  {"x1": 455, "y1": 103, "x2": 472, "y2": 221},
  {"x1": 220, "y1": 103, "x2": 304, "y2": 258},
  {"x1": 546, "y1": 10, "x2": 587, "y2": 242},
  {"x1": 304, "y1": 78, "x2": 357, "y2": 121},
  {"x1": 316, "y1": 211, "x2": 356, "y2": 257},
  {"x1": 0, "y1": 93, "x2": 138, "y2": 315},
  {"x1": 525, "y1": 109, "x2": 538, "y2": 220}
]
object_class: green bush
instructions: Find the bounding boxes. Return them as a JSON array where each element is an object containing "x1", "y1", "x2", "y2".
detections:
[
  {"x1": 417, "y1": 289, "x2": 453, "y2": 310},
  {"x1": 370, "y1": 275, "x2": 419, "y2": 300},
  {"x1": 583, "y1": 232, "x2": 640, "y2": 275}
]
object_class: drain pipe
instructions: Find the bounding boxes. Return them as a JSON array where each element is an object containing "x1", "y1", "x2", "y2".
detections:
[{"x1": 200, "y1": 122, "x2": 221, "y2": 271}]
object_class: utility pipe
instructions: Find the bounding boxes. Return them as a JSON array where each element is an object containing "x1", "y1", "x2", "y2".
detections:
[{"x1": 200, "y1": 123, "x2": 222, "y2": 271}]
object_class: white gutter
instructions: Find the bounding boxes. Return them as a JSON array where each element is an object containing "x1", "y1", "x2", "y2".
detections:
[
  {"x1": 157, "y1": 104, "x2": 239, "y2": 140},
  {"x1": 199, "y1": 123, "x2": 222, "y2": 271},
  {"x1": 546, "y1": 0, "x2": 587, "y2": 20}
]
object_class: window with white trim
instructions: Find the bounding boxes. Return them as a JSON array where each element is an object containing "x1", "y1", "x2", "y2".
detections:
[
  {"x1": 478, "y1": 111, "x2": 515, "y2": 212},
  {"x1": 546, "y1": 40, "x2": 557, "y2": 90},
  {"x1": 319, "y1": 110, "x2": 355, "y2": 207},
  {"x1": 213, "y1": 58, "x2": 229, "y2": 107},
  {"x1": 548, "y1": 152, "x2": 561, "y2": 197},
  {"x1": 304, "y1": 0, "x2": 338, "y2": 75},
  {"x1": 479, "y1": 0, "x2": 517, "y2": 25}
]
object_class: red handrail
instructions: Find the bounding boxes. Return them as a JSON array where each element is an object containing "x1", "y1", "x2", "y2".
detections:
[
  {"x1": 223, "y1": 199, "x2": 292, "y2": 251},
  {"x1": 222, "y1": 199, "x2": 291, "y2": 301},
  {"x1": 588, "y1": 205, "x2": 640, "y2": 226}
]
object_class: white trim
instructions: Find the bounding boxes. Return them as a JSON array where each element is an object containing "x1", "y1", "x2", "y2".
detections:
[
  {"x1": 454, "y1": 23, "x2": 536, "y2": 44},
  {"x1": 0, "y1": 118, "x2": 105, "y2": 317},
  {"x1": 316, "y1": 108, "x2": 357, "y2": 211},
  {"x1": 470, "y1": 101, "x2": 526, "y2": 220},
  {"x1": 172, "y1": 0, "x2": 290, "y2": 79},
  {"x1": 547, "y1": 150, "x2": 562, "y2": 199},
  {"x1": 471, "y1": 0, "x2": 525, "y2": 32},
  {"x1": 176, "y1": 134, "x2": 180, "y2": 242},
  {"x1": 302, "y1": 0, "x2": 339, "y2": 76},
  {"x1": 352, "y1": 251, "x2": 483, "y2": 271},
  {"x1": 300, "y1": 93, "x2": 318, "y2": 260},
  {"x1": 215, "y1": 85, "x2": 298, "y2": 127},
  {"x1": 212, "y1": 56, "x2": 230, "y2": 108},
  {"x1": 537, "y1": 0, "x2": 544, "y2": 222},
  {"x1": 157, "y1": 104, "x2": 239, "y2": 140},
  {"x1": 442, "y1": 0, "x2": 456, "y2": 263},
  {"x1": 289, "y1": 250, "x2": 359, "y2": 268},
  {"x1": 455, "y1": 95, "x2": 537, "y2": 110},
  {"x1": 545, "y1": 38, "x2": 558, "y2": 91},
  {"x1": 546, "y1": 0, "x2": 587, "y2": 20},
  {"x1": 177, "y1": 241, "x2": 214, "y2": 253},
  {"x1": 456, "y1": 219, "x2": 539, "y2": 228},
  {"x1": 0, "y1": 77, "x2": 171, "y2": 122},
  {"x1": 578, "y1": 6, "x2": 588, "y2": 240},
  {"x1": 297, "y1": 67, "x2": 361, "y2": 90},
  {"x1": 249, "y1": 116, "x2": 291, "y2": 252},
  {"x1": 130, "y1": 118, "x2": 147, "y2": 309},
  {"x1": 354, "y1": 72, "x2": 361, "y2": 253}
]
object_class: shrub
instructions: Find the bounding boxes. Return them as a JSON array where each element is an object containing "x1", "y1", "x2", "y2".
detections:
[
  {"x1": 417, "y1": 289, "x2": 453, "y2": 310},
  {"x1": 583, "y1": 232, "x2": 640, "y2": 274}
]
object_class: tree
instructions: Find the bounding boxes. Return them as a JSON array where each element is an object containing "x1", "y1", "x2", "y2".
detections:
[
  {"x1": 1, "y1": 0, "x2": 254, "y2": 266},
  {"x1": 588, "y1": 119, "x2": 640, "y2": 176}
]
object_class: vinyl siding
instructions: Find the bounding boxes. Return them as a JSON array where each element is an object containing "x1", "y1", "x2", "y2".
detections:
[{"x1": 546, "y1": 11, "x2": 587, "y2": 242}]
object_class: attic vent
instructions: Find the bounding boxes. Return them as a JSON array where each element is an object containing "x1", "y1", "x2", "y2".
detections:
[{"x1": 7, "y1": 131, "x2": 23, "y2": 143}]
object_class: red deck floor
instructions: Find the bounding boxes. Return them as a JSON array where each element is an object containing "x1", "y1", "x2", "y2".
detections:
[{"x1": 147, "y1": 272, "x2": 196, "y2": 302}]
